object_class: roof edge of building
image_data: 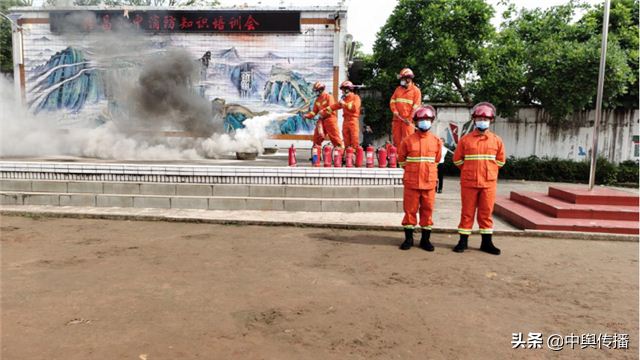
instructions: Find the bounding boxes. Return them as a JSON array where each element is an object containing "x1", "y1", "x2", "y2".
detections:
[{"x1": 9, "y1": 6, "x2": 347, "y2": 13}]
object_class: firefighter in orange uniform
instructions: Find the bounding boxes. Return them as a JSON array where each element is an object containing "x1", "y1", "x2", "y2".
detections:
[
  {"x1": 390, "y1": 68, "x2": 421, "y2": 147},
  {"x1": 452, "y1": 102, "x2": 506, "y2": 255},
  {"x1": 397, "y1": 105, "x2": 442, "y2": 251},
  {"x1": 304, "y1": 81, "x2": 344, "y2": 148},
  {"x1": 320, "y1": 80, "x2": 361, "y2": 149}
]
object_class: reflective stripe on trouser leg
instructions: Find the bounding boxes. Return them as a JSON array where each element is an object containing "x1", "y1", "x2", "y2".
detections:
[
  {"x1": 477, "y1": 185, "x2": 496, "y2": 234},
  {"x1": 458, "y1": 186, "x2": 480, "y2": 234},
  {"x1": 402, "y1": 187, "x2": 420, "y2": 228},
  {"x1": 392, "y1": 121, "x2": 415, "y2": 147},
  {"x1": 418, "y1": 188, "x2": 435, "y2": 229}
]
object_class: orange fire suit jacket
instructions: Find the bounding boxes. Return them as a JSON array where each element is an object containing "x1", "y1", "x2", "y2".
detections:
[
  {"x1": 453, "y1": 129, "x2": 506, "y2": 188},
  {"x1": 390, "y1": 83, "x2": 421, "y2": 122},
  {"x1": 306, "y1": 92, "x2": 337, "y2": 122},
  {"x1": 320, "y1": 92, "x2": 361, "y2": 123},
  {"x1": 398, "y1": 131, "x2": 443, "y2": 190}
]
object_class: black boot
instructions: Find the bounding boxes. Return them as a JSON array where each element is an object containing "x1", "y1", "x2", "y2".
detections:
[
  {"x1": 400, "y1": 228, "x2": 414, "y2": 250},
  {"x1": 453, "y1": 234, "x2": 468, "y2": 253},
  {"x1": 480, "y1": 234, "x2": 501, "y2": 255},
  {"x1": 419, "y1": 229, "x2": 434, "y2": 251}
]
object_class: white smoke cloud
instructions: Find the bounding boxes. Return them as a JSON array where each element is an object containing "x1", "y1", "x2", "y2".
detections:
[
  {"x1": 0, "y1": 75, "x2": 283, "y2": 160},
  {"x1": 0, "y1": 11, "x2": 286, "y2": 161}
]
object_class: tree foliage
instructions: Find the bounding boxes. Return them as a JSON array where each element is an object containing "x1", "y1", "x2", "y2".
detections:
[
  {"x1": 472, "y1": 0, "x2": 635, "y2": 121},
  {"x1": 1, "y1": 0, "x2": 33, "y2": 74},
  {"x1": 579, "y1": 0, "x2": 639, "y2": 108},
  {"x1": 371, "y1": 0, "x2": 494, "y2": 104},
  {"x1": 362, "y1": 0, "x2": 638, "y2": 134},
  {"x1": 361, "y1": 0, "x2": 494, "y2": 137}
]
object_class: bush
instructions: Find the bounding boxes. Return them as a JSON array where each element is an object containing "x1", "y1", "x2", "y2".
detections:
[
  {"x1": 617, "y1": 160, "x2": 640, "y2": 184},
  {"x1": 441, "y1": 154, "x2": 637, "y2": 186}
]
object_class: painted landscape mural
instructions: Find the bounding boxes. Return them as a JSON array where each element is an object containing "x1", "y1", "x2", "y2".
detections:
[{"x1": 22, "y1": 13, "x2": 336, "y2": 136}]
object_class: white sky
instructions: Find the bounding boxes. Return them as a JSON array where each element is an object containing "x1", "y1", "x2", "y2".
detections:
[{"x1": 28, "y1": 0, "x2": 604, "y2": 54}]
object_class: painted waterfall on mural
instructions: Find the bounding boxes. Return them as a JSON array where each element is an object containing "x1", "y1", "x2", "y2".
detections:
[{"x1": 22, "y1": 21, "x2": 334, "y2": 135}]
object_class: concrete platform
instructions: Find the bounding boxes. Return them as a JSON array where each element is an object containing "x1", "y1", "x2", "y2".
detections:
[{"x1": 0, "y1": 161, "x2": 403, "y2": 186}]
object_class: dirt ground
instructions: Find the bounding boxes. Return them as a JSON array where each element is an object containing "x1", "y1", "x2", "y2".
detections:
[{"x1": 1, "y1": 215, "x2": 638, "y2": 360}]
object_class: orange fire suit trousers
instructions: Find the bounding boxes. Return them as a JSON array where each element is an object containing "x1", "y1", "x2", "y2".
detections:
[
  {"x1": 392, "y1": 120, "x2": 415, "y2": 147},
  {"x1": 458, "y1": 185, "x2": 496, "y2": 235},
  {"x1": 402, "y1": 187, "x2": 436, "y2": 229},
  {"x1": 313, "y1": 118, "x2": 344, "y2": 147},
  {"x1": 342, "y1": 119, "x2": 359, "y2": 148}
]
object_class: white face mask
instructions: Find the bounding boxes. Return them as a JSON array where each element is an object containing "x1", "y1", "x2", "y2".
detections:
[
  {"x1": 400, "y1": 80, "x2": 407, "y2": 87},
  {"x1": 475, "y1": 120, "x2": 490, "y2": 130},
  {"x1": 417, "y1": 120, "x2": 431, "y2": 131}
]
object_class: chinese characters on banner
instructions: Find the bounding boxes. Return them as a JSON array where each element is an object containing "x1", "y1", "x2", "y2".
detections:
[{"x1": 50, "y1": 11, "x2": 301, "y2": 33}]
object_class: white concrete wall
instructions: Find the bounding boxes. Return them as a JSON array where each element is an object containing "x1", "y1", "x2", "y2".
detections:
[{"x1": 430, "y1": 106, "x2": 639, "y2": 164}]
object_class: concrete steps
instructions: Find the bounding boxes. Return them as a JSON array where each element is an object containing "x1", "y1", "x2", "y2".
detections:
[
  {"x1": 495, "y1": 186, "x2": 639, "y2": 235},
  {"x1": 548, "y1": 186, "x2": 639, "y2": 206},
  {"x1": 0, "y1": 180, "x2": 403, "y2": 213},
  {"x1": 510, "y1": 192, "x2": 639, "y2": 221}
]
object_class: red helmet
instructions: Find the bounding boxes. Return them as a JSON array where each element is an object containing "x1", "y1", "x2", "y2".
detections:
[
  {"x1": 471, "y1": 102, "x2": 496, "y2": 119},
  {"x1": 339, "y1": 80, "x2": 355, "y2": 90},
  {"x1": 413, "y1": 105, "x2": 437, "y2": 121},
  {"x1": 397, "y1": 68, "x2": 414, "y2": 79},
  {"x1": 312, "y1": 81, "x2": 326, "y2": 92}
]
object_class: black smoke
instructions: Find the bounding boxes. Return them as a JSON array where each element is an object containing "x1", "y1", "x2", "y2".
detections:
[{"x1": 131, "y1": 50, "x2": 217, "y2": 137}]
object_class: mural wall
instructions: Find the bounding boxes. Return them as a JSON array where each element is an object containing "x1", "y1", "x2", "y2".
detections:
[{"x1": 19, "y1": 10, "x2": 339, "y2": 136}]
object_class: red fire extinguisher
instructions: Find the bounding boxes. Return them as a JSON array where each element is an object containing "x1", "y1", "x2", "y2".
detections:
[
  {"x1": 333, "y1": 147, "x2": 344, "y2": 168},
  {"x1": 312, "y1": 145, "x2": 322, "y2": 167},
  {"x1": 345, "y1": 147, "x2": 355, "y2": 168},
  {"x1": 355, "y1": 146, "x2": 364, "y2": 167},
  {"x1": 377, "y1": 146, "x2": 388, "y2": 168},
  {"x1": 365, "y1": 145, "x2": 375, "y2": 168},
  {"x1": 323, "y1": 145, "x2": 333, "y2": 167},
  {"x1": 388, "y1": 144, "x2": 398, "y2": 168},
  {"x1": 288, "y1": 144, "x2": 297, "y2": 167}
]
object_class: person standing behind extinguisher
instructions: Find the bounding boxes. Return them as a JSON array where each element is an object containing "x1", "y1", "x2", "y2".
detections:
[
  {"x1": 390, "y1": 68, "x2": 421, "y2": 147},
  {"x1": 452, "y1": 102, "x2": 506, "y2": 255},
  {"x1": 362, "y1": 125, "x2": 374, "y2": 148},
  {"x1": 320, "y1": 81, "x2": 361, "y2": 149},
  {"x1": 397, "y1": 105, "x2": 442, "y2": 251},
  {"x1": 436, "y1": 138, "x2": 450, "y2": 193},
  {"x1": 304, "y1": 82, "x2": 344, "y2": 148}
]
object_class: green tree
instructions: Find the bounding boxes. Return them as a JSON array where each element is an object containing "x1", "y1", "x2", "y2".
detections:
[
  {"x1": 579, "y1": 0, "x2": 639, "y2": 108},
  {"x1": 362, "y1": 0, "x2": 494, "y2": 136},
  {"x1": 0, "y1": 0, "x2": 32, "y2": 74},
  {"x1": 472, "y1": 1, "x2": 634, "y2": 121},
  {"x1": 372, "y1": 0, "x2": 494, "y2": 104}
]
